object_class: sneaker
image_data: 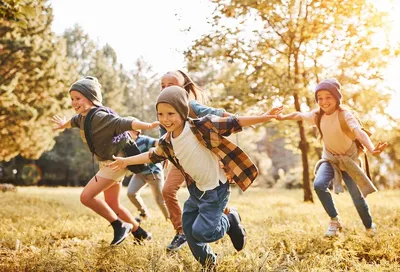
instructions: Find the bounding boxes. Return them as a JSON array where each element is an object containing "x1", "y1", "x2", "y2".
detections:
[
  {"x1": 110, "y1": 220, "x2": 133, "y2": 245},
  {"x1": 166, "y1": 233, "x2": 187, "y2": 252},
  {"x1": 132, "y1": 226, "x2": 152, "y2": 243},
  {"x1": 366, "y1": 222, "x2": 377, "y2": 237},
  {"x1": 324, "y1": 218, "x2": 342, "y2": 237},
  {"x1": 226, "y1": 208, "x2": 246, "y2": 251}
]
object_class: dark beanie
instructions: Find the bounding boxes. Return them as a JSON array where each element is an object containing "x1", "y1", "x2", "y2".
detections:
[
  {"x1": 156, "y1": 86, "x2": 189, "y2": 120},
  {"x1": 69, "y1": 76, "x2": 103, "y2": 106},
  {"x1": 314, "y1": 78, "x2": 342, "y2": 103}
]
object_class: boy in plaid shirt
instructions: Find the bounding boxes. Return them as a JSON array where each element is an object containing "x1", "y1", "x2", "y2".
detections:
[{"x1": 109, "y1": 86, "x2": 282, "y2": 268}]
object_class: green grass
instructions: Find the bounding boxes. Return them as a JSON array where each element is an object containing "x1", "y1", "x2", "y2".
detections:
[{"x1": 1, "y1": 187, "x2": 399, "y2": 271}]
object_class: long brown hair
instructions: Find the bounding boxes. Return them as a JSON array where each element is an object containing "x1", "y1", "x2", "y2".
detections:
[{"x1": 163, "y1": 70, "x2": 208, "y2": 104}]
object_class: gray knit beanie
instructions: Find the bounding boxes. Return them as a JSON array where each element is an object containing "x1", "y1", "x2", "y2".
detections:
[
  {"x1": 314, "y1": 78, "x2": 342, "y2": 103},
  {"x1": 156, "y1": 86, "x2": 189, "y2": 120},
  {"x1": 69, "y1": 76, "x2": 103, "y2": 106}
]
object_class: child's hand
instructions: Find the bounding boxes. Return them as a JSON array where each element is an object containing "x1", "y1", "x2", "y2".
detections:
[
  {"x1": 148, "y1": 121, "x2": 160, "y2": 129},
  {"x1": 51, "y1": 115, "x2": 68, "y2": 131},
  {"x1": 262, "y1": 106, "x2": 284, "y2": 120},
  {"x1": 370, "y1": 141, "x2": 388, "y2": 156},
  {"x1": 108, "y1": 155, "x2": 127, "y2": 171},
  {"x1": 267, "y1": 106, "x2": 283, "y2": 115},
  {"x1": 275, "y1": 114, "x2": 284, "y2": 121}
]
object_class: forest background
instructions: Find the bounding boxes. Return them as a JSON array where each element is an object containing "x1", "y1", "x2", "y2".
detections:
[{"x1": 1, "y1": 0, "x2": 400, "y2": 203}]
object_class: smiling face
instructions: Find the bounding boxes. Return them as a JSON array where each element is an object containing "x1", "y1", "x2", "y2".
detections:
[
  {"x1": 316, "y1": 90, "x2": 338, "y2": 115},
  {"x1": 70, "y1": 90, "x2": 94, "y2": 116},
  {"x1": 157, "y1": 102, "x2": 185, "y2": 138},
  {"x1": 161, "y1": 74, "x2": 182, "y2": 90}
]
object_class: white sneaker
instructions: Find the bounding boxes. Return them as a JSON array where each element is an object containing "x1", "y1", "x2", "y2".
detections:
[
  {"x1": 366, "y1": 223, "x2": 377, "y2": 237},
  {"x1": 324, "y1": 219, "x2": 342, "y2": 237}
]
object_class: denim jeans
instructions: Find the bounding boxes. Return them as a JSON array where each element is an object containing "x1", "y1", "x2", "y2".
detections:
[
  {"x1": 314, "y1": 162, "x2": 373, "y2": 228},
  {"x1": 182, "y1": 181, "x2": 230, "y2": 266}
]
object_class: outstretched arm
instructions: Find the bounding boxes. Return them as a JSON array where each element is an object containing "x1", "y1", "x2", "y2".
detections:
[
  {"x1": 237, "y1": 106, "x2": 283, "y2": 128},
  {"x1": 354, "y1": 128, "x2": 388, "y2": 156},
  {"x1": 276, "y1": 112, "x2": 303, "y2": 121},
  {"x1": 108, "y1": 152, "x2": 151, "y2": 171},
  {"x1": 132, "y1": 119, "x2": 160, "y2": 131},
  {"x1": 52, "y1": 115, "x2": 71, "y2": 131}
]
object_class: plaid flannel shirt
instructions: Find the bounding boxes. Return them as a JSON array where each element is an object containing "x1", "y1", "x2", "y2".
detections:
[{"x1": 149, "y1": 115, "x2": 258, "y2": 192}]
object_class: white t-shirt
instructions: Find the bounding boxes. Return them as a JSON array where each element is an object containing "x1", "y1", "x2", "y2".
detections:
[
  {"x1": 170, "y1": 122, "x2": 227, "y2": 191},
  {"x1": 300, "y1": 109, "x2": 361, "y2": 155}
]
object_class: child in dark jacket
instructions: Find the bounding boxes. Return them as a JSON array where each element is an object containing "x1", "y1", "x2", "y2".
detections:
[{"x1": 52, "y1": 76, "x2": 158, "y2": 245}]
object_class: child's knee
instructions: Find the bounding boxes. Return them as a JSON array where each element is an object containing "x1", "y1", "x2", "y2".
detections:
[
  {"x1": 80, "y1": 192, "x2": 92, "y2": 206},
  {"x1": 313, "y1": 179, "x2": 328, "y2": 192},
  {"x1": 127, "y1": 191, "x2": 138, "y2": 200},
  {"x1": 162, "y1": 186, "x2": 177, "y2": 200},
  {"x1": 192, "y1": 225, "x2": 213, "y2": 242}
]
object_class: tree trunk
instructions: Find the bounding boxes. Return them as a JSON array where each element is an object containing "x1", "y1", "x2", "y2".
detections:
[
  {"x1": 293, "y1": 94, "x2": 313, "y2": 202},
  {"x1": 294, "y1": 51, "x2": 313, "y2": 202}
]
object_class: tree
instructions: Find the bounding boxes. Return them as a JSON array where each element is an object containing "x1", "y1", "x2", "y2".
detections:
[
  {"x1": 185, "y1": 0, "x2": 399, "y2": 201},
  {"x1": 0, "y1": 0, "x2": 78, "y2": 161},
  {"x1": 0, "y1": 0, "x2": 41, "y2": 28}
]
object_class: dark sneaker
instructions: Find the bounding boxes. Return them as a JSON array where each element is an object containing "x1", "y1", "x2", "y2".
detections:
[
  {"x1": 226, "y1": 208, "x2": 246, "y2": 251},
  {"x1": 132, "y1": 226, "x2": 152, "y2": 243},
  {"x1": 110, "y1": 220, "x2": 133, "y2": 246},
  {"x1": 166, "y1": 233, "x2": 187, "y2": 252}
]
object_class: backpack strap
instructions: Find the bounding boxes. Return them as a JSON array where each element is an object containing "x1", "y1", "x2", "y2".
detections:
[
  {"x1": 338, "y1": 110, "x2": 372, "y2": 180},
  {"x1": 83, "y1": 106, "x2": 106, "y2": 156},
  {"x1": 338, "y1": 110, "x2": 356, "y2": 140},
  {"x1": 83, "y1": 106, "x2": 106, "y2": 181}
]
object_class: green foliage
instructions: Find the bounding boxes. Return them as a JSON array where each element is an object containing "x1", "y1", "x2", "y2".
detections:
[
  {"x1": 1, "y1": 187, "x2": 400, "y2": 271},
  {"x1": 186, "y1": 0, "x2": 400, "y2": 195},
  {"x1": 0, "y1": 0, "x2": 41, "y2": 28},
  {"x1": 0, "y1": 0, "x2": 78, "y2": 161}
]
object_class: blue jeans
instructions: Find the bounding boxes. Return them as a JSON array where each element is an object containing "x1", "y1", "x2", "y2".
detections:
[
  {"x1": 182, "y1": 181, "x2": 230, "y2": 266},
  {"x1": 314, "y1": 162, "x2": 373, "y2": 228}
]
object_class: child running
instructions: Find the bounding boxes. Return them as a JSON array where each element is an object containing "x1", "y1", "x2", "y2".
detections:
[
  {"x1": 126, "y1": 128, "x2": 169, "y2": 221},
  {"x1": 52, "y1": 76, "x2": 157, "y2": 245},
  {"x1": 109, "y1": 86, "x2": 282, "y2": 269},
  {"x1": 276, "y1": 78, "x2": 387, "y2": 237},
  {"x1": 159, "y1": 70, "x2": 234, "y2": 252}
]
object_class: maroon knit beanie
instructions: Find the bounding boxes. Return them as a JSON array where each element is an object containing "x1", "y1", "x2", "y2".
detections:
[{"x1": 314, "y1": 78, "x2": 342, "y2": 103}]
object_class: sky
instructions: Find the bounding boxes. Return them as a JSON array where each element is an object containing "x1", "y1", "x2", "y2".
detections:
[{"x1": 51, "y1": 0, "x2": 400, "y2": 117}]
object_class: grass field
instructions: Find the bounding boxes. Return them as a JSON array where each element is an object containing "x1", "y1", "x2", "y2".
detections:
[{"x1": 1, "y1": 186, "x2": 400, "y2": 271}]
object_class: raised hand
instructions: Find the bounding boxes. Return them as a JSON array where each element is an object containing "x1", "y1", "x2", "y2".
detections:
[
  {"x1": 267, "y1": 106, "x2": 284, "y2": 116},
  {"x1": 262, "y1": 106, "x2": 284, "y2": 120},
  {"x1": 371, "y1": 141, "x2": 388, "y2": 156},
  {"x1": 51, "y1": 115, "x2": 68, "y2": 131}
]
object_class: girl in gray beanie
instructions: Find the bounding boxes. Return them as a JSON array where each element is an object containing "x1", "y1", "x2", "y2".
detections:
[{"x1": 52, "y1": 76, "x2": 159, "y2": 246}]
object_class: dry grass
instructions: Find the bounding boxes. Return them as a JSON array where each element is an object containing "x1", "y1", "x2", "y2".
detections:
[{"x1": 0, "y1": 186, "x2": 399, "y2": 271}]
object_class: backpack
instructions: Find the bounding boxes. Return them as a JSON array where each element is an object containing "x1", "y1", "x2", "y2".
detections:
[
  {"x1": 84, "y1": 107, "x2": 149, "y2": 174},
  {"x1": 338, "y1": 110, "x2": 372, "y2": 180}
]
